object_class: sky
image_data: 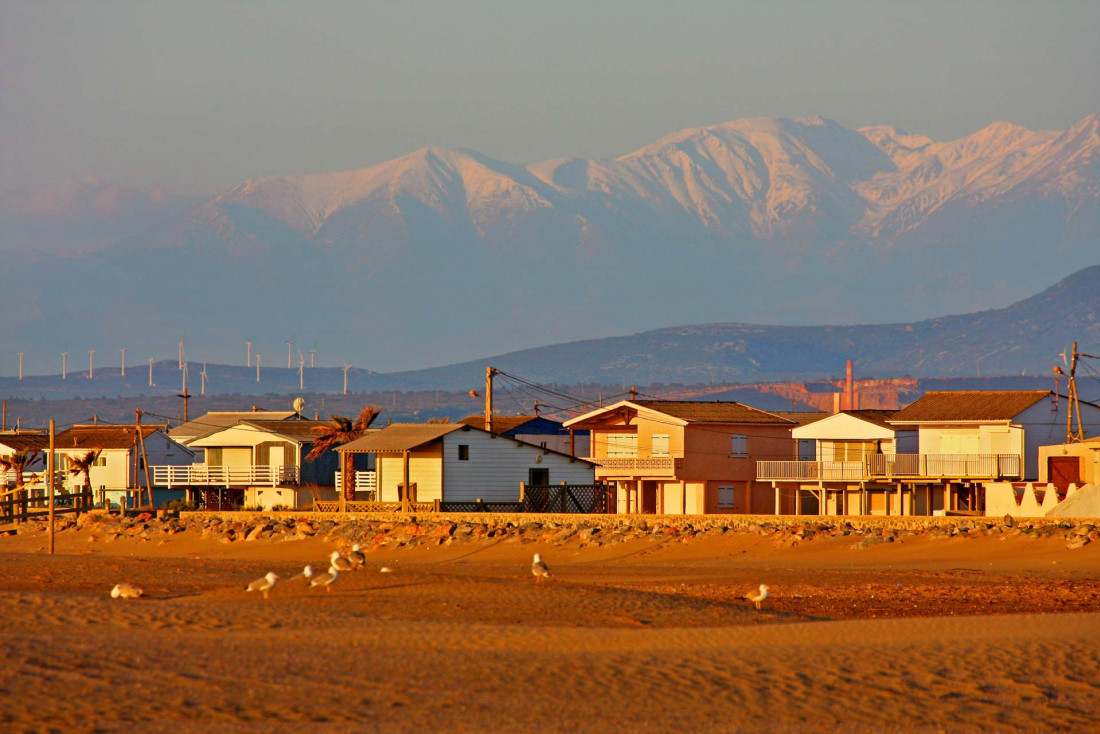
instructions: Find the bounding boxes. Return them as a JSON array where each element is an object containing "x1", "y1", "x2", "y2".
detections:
[{"x1": 3, "y1": 0, "x2": 1099, "y2": 197}]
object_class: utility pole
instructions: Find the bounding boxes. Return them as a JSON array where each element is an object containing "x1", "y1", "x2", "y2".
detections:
[
  {"x1": 88, "y1": 349, "x2": 95, "y2": 379},
  {"x1": 135, "y1": 410, "x2": 154, "y2": 508},
  {"x1": 62, "y1": 352, "x2": 67, "y2": 380},
  {"x1": 246, "y1": 340, "x2": 253, "y2": 368},
  {"x1": 148, "y1": 358, "x2": 155, "y2": 387},
  {"x1": 18, "y1": 352, "x2": 23, "y2": 380},
  {"x1": 484, "y1": 366, "x2": 499, "y2": 432},
  {"x1": 120, "y1": 347, "x2": 126, "y2": 377},
  {"x1": 343, "y1": 361, "x2": 351, "y2": 395},
  {"x1": 48, "y1": 420, "x2": 55, "y2": 555}
]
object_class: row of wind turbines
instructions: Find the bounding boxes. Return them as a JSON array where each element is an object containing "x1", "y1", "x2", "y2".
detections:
[{"x1": 13, "y1": 339, "x2": 358, "y2": 395}]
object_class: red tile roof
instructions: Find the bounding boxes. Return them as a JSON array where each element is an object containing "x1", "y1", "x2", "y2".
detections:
[
  {"x1": 55, "y1": 425, "x2": 166, "y2": 450},
  {"x1": 634, "y1": 400, "x2": 795, "y2": 425},
  {"x1": 890, "y1": 391, "x2": 1051, "y2": 423}
]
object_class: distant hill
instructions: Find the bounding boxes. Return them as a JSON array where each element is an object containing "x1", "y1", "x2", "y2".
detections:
[
  {"x1": 2, "y1": 112, "x2": 1098, "y2": 374},
  {"x1": 2, "y1": 266, "x2": 1097, "y2": 405}
]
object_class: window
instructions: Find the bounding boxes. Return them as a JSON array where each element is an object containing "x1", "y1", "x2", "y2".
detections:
[
  {"x1": 606, "y1": 433, "x2": 638, "y2": 457},
  {"x1": 731, "y1": 434, "x2": 748, "y2": 457},
  {"x1": 457, "y1": 445, "x2": 470, "y2": 461},
  {"x1": 718, "y1": 485, "x2": 735, "y2": 509},
  {"x1": 93, "y1": 455, "x2": 107, "y2": 467},
  {"x1": 651, "y1": 434, "x2": 670, "y2": 458}
]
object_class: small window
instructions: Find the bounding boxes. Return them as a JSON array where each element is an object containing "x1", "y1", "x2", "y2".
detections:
[
  {"x1": 731, "y1": 434, "x2": 748, "y2": 457},
  {"x1": 718, "y1": 485, "x2": 735, "y2": 509},
  {"x1": 94, "y1": 455, "x2": 107, "y2": 467},
  {"x1": 457, "y1": 445, "x2": 470, "y2": 461},
  {"x1": 651, "y1": 434, "x2": 670, "y2": 458},
  {"x1": 606, "y1": 433, "x2": 638, "y2": 457}
]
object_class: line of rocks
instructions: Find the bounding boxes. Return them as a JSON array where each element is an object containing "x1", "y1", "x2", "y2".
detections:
[{"x1": 7, "y1": 511, "x2": 1098, "y2": 551}]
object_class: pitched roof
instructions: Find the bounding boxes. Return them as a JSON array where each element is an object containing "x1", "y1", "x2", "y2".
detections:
[
  {"x1": 890, "y1": 391, "x2": 1051, "y2": 423},
  {"x1": 773, "y1": 411, "x2": 830, "y2": 427},
  {"x1": 237, "y1": 419, "x2": 337, "y2": 440},
  {"x1": 169, "y1": 411, "x2": 296, "y2": 441},
  {"x1": 0, "y1": 434, "x2": 50, "y2": 451},
  {"x1": 459, "y1": 415, "x2": 540, "y2": 433},
  {"x1": 840, "y1": 410, "x2": 900, "y2": 430},
  {"x1": 338, "y1": 423, "x2": 462, "y2": 453},
  {"x1": 633, "y1": 400, "x2": 795, "y2": 424},
  {"x1": 55, "y1": 425, "x2": 166, "y2": 450}
]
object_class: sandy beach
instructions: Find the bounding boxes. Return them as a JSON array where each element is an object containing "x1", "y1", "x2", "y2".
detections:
[{"x1": 2, "y1": 517, "x2": 1098, "y2": 733}]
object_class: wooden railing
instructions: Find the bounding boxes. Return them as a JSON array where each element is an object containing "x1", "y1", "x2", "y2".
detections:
[
  {"x1": 588, "y1": 457, "x2": 683, "y2": 476},
  {"x1": 334, "y1": 471, "x2": 377, "y2": 495},
  {"x1": 151, "y1": 464, "x2": 299, "y2": 488},
  {"x1": 0, "y1": 488, "x2": 93, "y2": 524},
  {"x1": 758, "y1": 454, "x2": 1022, "y2": 482},
  {"x1": 313, "y1": 500, "x2": 435, "y2": 513}
]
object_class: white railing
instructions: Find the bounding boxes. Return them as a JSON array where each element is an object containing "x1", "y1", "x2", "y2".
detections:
[
  {"x1": 758, "y1": 454, "x2": 1022, "y2": 482},
  {"x1": 588, "y1": 457, "x2": 683, "y2": 476},
  {"x1": 151, "y1": 464, "x2": 299, "y2": 488},
  {"x1": 335, "y1": 470, "x2": 377, "y2": 494}
]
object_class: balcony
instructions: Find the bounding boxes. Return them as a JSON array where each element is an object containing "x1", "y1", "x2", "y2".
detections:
[
  {"x1": 588, "y1": 456, "x2": 684, "y2": 477},
  {"x1": 757, "y1": 454, "x2": 1022, "y2": 482},
  {"x1": 151, "y1": 464, "x2": 299, "y2": 488},
  {"x1": 334, "y1": 470, "x2": 378, "y2": 496}
]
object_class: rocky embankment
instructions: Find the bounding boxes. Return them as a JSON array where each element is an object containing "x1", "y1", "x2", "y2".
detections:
[{"x1": 7, "y1": 511, "x2": 1098, "y2": 551}]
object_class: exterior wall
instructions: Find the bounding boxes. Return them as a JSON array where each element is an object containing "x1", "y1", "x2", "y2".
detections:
[
  {"x1": 377, "y1": 446, "x2": 443, "y2": 503},
  {"x1": 1038, "y1": 443, "x2": 1100, "y2": 484},
  {"x1": 1017, "y1": 400, "x2": 1100, "y2": 481},
  {"x1": 514, "y1": 432, "x2": 590, "y2": 457},
  {"x1": 58, "y1": 431, "x2": 191, "y2": 490},
  {"x1": 680, "y1": 424, "x2": 792, "y2": 481},
  {"x1": 917, "y1": 425, "x2": 1026, "y2": 470},
  {"x1": 792, "y1": 413, "x2": 895, "y2": 441},
  {"x1": 441, "y1": 429, "x2": 595, "y2": 503}
]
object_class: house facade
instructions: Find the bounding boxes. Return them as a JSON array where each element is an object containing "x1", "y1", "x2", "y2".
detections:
[
  {"x1": 563, "y1": 400, "x2": 796, "y2": 515},
  {"x1": 459, "y1": 414, "x2": 591, "y2": 457},
  {"x1": 338, "y1": 423, "x2": 596, "y2": 504},
  {"x1": 0, "y1": 432, "x2": 49, "y2": 488}
]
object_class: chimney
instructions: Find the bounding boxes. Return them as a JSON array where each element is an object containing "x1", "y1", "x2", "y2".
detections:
[{"x1": 846, "y1": 361, "x2": 854, "y2": 411}]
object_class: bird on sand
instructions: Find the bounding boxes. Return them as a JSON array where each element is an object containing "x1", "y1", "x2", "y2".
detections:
[
  {"x1": 309, "y1": 565, "x2": 339, "y2": 591},
  {"x1": 532, "y1": 553, "x2": 551, "y2": 584},
  {"x1": 246, "y1": 572, "x2": 279, "y2": 600},
  {"x1": 379, "y1": 566, "x2": 394, "y2": 574},
  {"x1": 347, "y1": 544, "x2": 366, "y2": 569},
  {"x1": 110, "y1": 583, "x2": 143, "y2": 599},
  {"x1": 744, "y1": 584, "x2": 769, "y2": 610},
  {"x1": 329, "y1": 550, "x2": 354, "y2": 573},
  {"x1": 301, "y1": 565, "x2": 315, "y2": 580}
]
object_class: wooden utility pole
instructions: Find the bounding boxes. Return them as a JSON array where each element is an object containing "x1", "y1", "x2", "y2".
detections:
[
  {"x1": 402, "y1": 450, "x2": 411, "y2": 513},
  {"x1": 48, "y1": 420, "x2": 55, "y2": 555},
  {"x1": 135, "y1": 410, "x2": 154, "y2": 509},
  {"x1": 484, "y1": 366, "x2": 499, "y2": 432}
]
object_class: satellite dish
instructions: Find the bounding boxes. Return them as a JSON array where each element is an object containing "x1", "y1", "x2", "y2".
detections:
[{"x1": 293, "y1": 397, "x2": 305, "y2": 415}]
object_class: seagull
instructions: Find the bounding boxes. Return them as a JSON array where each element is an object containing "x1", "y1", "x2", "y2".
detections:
[
  {"x1": 532, "y1": 553, "x2": 551, "y2": 584},
  {"x1": 310, "y1": 565, "x2": 339, "y2": 591},
  {"x1": 110, "y1": 583, "x2": 143, "y2": 599},
  {"x1": 379, "y1": 566, "x2": 394, "y2": 574},
  {"x1": 301, "y1": 565, "x2": 315, "y2": 580},
  {"x1": 329, "y1": 551, "x2": 354, "y2": 573},
  {"x1": 246, "y1": 572, "x2": 279, "y2": 600},
  {"x1": 347, "y1": 544, "x2": 366, "y2": 569},
  {"x1": 744, "y1": 584, "x2": 769, "y2": 610}
]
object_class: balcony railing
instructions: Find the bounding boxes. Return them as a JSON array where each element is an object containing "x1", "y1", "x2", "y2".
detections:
[
  {"x1": 335, "y1": 470, "x2": 377, "y2": 495},
  {"x1": 151, "y1": 464, "x2": 299, "y2": 488},
  {"x1": 758, "y1": 454, "x2": 1022, "y2": 482},
  {"x1": 587, "y1": 456, "x2": 684, "y2": 476}
]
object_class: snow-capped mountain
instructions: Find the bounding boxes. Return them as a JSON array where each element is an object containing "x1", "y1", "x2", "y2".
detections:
[{"x1": 2, "y1": 113, "x2": 1097, "y2": 375}]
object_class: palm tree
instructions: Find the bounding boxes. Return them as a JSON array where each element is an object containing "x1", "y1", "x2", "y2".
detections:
[
  {"x1": 0, "y1": 450, "x2": 40, "y2": 492},
  {"x1": 67, "y1": 449, "x2": 102, "y2": 496},
  {"x1": 305, "y1": 406, "x2": 381, "y2": 501}
]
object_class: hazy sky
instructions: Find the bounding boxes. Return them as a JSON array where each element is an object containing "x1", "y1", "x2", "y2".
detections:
[{"x1": 3, "y1": 0, "x2": 1099, "y2": 196}]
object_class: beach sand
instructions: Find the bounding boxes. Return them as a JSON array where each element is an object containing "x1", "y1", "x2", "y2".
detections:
[{"x1": 2, "y1": 523, "x2": 1098, "y2": 732}]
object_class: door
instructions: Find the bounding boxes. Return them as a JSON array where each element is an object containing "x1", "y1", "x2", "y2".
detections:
[
  {"x1": 528, "y1": 468, "x2": 549, "y2": 486},
  {"x1": 641, "y1": 480, "x2": 657, "y2": 514},
  {"x1": 269, "y1": 446, "x2": 285, "y2": 484},
  {"x1": 1048, "y1": 457, "x2": 1081, "y2": 489}
]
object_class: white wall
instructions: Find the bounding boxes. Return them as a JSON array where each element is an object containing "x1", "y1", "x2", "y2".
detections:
[{"x1": 442, "y1": 427, "x2": 595, "y2": 503}]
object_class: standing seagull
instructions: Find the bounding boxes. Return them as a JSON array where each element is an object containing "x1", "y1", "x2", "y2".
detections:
[
  {"x1": 301, "y1": 565, "x2": 315, "y2": 581},
  {"x1": 110, "y1": 583, "x2": 143, "y2": 599},
  {"x1": 246, "y1": 572, "x2": 279, "y2": 600},
  {"x1": 744, "y1": 584, "x2": 769, "y2": 610},
  {"x1": 532, "y1": 553, "x2": 551, "y2": 584},
  {"x1": 309, "y1": 565, "x2": 340, "y2": 592},
  {"x1": 347, "y1": 544, "x2": 366, "y2": 569},
  {"x1": 329, "y1": 551, "x2": 354, "y2": 573}
]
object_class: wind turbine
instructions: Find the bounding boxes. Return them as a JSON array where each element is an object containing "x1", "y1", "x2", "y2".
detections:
[
  {"x1": 246, "y1": 340, "x2": 253, "y2": 368},
  {"x1": 148, "y1": 357, "x2": 155, "y2": 387},
  {"x1": 298, "y1": 349, "x2": 305, "y2": 390},
  {"x1": 120, "y1": 347, "x2": 126, "y2": 377},
  {"x1": 342, "y1": 361, "x2": 351, "y2": 395},
  {"x1": 88, "y1": 349, "x2": 95, "y2": 379},
  {"x1": 286, "y1": 341, "x2": 293, "y2": 369},
  {"x1": 178, "y1": 339, "x2": 185, "y2": 370},
  {"x1": 201, "y1": 362, "x2": 208, "y2": 396},
  {"x1": 17, "y1": 352, "x2": 23, "y2": 380},
  {"x1": 310, "y1": 348, "x2": 316, "y2": 368},
  {"x1": 62, "y1": 352, "x2": 67, "y2": 380},
  {"x1": 256, "y1": 354, "x2": 261, "y2": 382}
]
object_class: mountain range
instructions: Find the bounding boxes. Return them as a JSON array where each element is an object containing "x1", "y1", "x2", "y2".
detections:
[{"x1": 2, "y1": 112, "x2": 1098, "y2": 374}]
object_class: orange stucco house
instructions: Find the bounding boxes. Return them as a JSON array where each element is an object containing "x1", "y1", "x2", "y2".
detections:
[{"x1": 563, "y1": 400, "x2": 796, "y2": 514}]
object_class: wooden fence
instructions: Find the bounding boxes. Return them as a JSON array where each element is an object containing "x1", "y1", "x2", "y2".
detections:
[
  {"x1": 0, "y1": 487, "x2": 94, "y2": 524},
  {"x1": 439, "y1": 483, "x2": 613, "y2": 514}
]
